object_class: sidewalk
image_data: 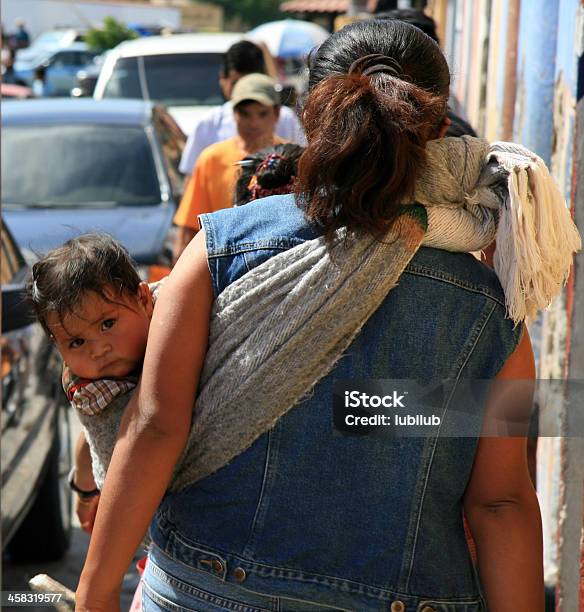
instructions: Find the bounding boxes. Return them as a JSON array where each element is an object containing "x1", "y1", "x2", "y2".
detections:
[{"x1": 2, "y1": 412, "x2": 141, "y2": 612}]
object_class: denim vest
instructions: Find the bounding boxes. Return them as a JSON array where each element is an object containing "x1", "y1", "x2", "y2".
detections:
[{"x1": 150, "y1": 194, "x2": 522, "y2": 612}]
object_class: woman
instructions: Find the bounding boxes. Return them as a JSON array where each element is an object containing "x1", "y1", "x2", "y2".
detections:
[{"x1": 76, "y1": 20, "x2": 575, "y2": 611}]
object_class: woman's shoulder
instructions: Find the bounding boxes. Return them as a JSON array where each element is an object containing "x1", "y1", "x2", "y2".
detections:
[{"x1": 201, "y1": 194, "x2": 319, "y2": 259}]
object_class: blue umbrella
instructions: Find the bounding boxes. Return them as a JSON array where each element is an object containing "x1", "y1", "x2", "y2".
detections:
[{"x1": 247, "y1": 19, "x2": 330, "y2": 59}]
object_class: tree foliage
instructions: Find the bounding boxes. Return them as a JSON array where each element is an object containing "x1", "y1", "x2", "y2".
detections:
[
  {"x1": 85, "y1": 16, "x2": 138, "y2": 52},
  {"x1": 198, "y1": 0, "x2": 283, "y2": 30}
]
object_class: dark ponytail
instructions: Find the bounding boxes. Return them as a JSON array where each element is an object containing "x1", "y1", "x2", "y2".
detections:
[{"x1": 295, "y1": 20, "x2": 450, "y2": 241}]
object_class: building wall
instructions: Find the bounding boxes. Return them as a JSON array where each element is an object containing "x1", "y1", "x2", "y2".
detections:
[
  {"x1": 483, "y1": 0, "x2": 505, "y2": 140},
  {"x1": 554, "y1": 5, "x2": 584, "y2": 612},
  {"x1": 429, "y1": 1, "x2": 584, "y2": 608},
  {"x1": 0, "y1": 0, "x2": 181, "y2": 39},
  {"x1": 152, "y1": 0, "x2": 223, "y2": 32},
  {"x1": 177, "y1": 2, "x2": 223, "y2": 32}
]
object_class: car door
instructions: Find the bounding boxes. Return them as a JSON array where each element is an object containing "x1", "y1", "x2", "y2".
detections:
[{"x1": 1, "y1": 220, "x2": 71, "y2": 556}]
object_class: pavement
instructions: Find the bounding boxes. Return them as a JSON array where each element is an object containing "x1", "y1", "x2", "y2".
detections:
[{"x1": 2, "y1": 412, "x2": 142, "y2": 612}]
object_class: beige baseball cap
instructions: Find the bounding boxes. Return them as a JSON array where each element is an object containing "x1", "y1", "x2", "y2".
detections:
[{"x1": 231, "y1": 73, "x2": 280, "y2": 109}]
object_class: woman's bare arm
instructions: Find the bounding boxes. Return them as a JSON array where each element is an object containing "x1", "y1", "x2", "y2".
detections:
[
  {"x1": 76, "y1": 231, "x2": 213, "y2": 611},
  {"x1": 463, "y1": 326, "x2": 544, "y2": 611}
]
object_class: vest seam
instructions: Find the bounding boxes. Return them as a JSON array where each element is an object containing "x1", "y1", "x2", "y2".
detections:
[
  {"x1": 201, "y1": 214, "x2": 220, "y2": 298},
  {"x1": 208, "y1": 240, "x2": 305, "y2": 257},
  {"x1": 403, "y1": 269, "x2": 506, "y2": 308},
  {"x1": 242, "y1": 427, "x2": 281, "y2": 558},
  {"x1": 449, "y1": 302, "x2": 498, "y2": 382},
  {"x1": 208, "y1": 257, "x2": 219, "y2": 299},
  {"x1": 200, "y1": 214, "x2": 217, "y2": 256},
  {"x1": 241, "y1": 251, "x2": 253, "y2": 275},
  {"x1": 403, "y1": 301, "x2": 497, "y2": 588}
]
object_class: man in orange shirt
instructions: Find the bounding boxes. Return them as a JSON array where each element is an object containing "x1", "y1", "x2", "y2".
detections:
[{"x1": 173, "y1": 73, "x2": 286, "y2": 262}]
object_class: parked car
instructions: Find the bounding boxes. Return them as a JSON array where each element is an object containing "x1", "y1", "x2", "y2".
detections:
[
  {"x1": 14, "y1": 42, "x2": 98, "y2": 96},
  {"x1": 1, "y1": 218, "x2": 72, "y2": 562},
  {"x1": 15, "y1": 28, "x2": 85, "y2": 66},
  {"x1": 93, "y1": 33, "x2": 243, "y2": 134},
  {"x1": 1, "y1": 99, "x2": 185, "y2": 275},
  {"x1": 70, "y1": 53, "x2": 108, "y2": 98}
]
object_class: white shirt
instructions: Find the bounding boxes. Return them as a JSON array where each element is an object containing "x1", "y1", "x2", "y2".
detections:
[{"x1": 178, "y1": 101, "x2": 306, "y2": 175}]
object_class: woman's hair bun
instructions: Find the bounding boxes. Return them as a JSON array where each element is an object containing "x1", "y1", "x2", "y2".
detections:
[
  {"x1": 296, "y1": 19, "x2": 450, "y2": 242},
  {"x1": 348, "y1": 53, "x2": 404, "y2": 79}
]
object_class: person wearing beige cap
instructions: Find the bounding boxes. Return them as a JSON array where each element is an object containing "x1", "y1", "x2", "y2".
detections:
[{"x1": 173, "y1": 74, "x2": 286, "y2": 262}]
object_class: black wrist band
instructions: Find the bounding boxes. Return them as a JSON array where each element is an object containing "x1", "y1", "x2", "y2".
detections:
[{"x1": 68, "y1": 468, "x2": 100, "y2": 499}]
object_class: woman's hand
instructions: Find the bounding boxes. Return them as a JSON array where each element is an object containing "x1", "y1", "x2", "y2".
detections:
[{"x1": 76, "y1": 494, "x2": 100, "y2": 534}]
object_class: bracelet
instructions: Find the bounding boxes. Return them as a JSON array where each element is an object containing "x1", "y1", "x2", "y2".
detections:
[{"x1": 68, "y1": 468, "x2": 100, "y2": 499}]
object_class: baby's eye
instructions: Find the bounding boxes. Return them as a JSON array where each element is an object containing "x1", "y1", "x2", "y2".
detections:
[
  {"x1": 101, "y1": 318, "x2": 116, "y2": 331},
  {"x1": 69, "y1": 338, "x2": 84, "y2": 349}
]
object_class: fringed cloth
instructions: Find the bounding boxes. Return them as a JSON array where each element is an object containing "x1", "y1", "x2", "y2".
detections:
[{"x1": 64, "y1": 136, "x2": 581, "y2": 491}]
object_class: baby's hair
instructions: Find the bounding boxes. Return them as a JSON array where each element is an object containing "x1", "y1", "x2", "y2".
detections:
[
  {"x1": 28, "y1": 233, "x2": 142, "y2": 336},
  {"x1": 234, "y1": 143, "x2": 305, "y2": 206}
]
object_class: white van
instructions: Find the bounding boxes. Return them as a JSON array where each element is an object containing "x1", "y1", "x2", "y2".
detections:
[{"x1": 94, "y1": 33, "x2": 243, "y2": 135}]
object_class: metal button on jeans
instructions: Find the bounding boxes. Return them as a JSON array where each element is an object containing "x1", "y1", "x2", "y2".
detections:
[
  {"x1": 420, "y1": 607, "x2": 435, "y2": 612},
  {"x1": 200, "y1": 558, "x2": 224, "y2": 573},
  {"x1": 390, "y1": 601, "x2": 405, "y2": 612},
  {"x1": 233, "y1": 567, "x2": 247, "y2": 582}
]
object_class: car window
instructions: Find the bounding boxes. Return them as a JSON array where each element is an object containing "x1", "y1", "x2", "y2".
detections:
[
  {"x1": 152, "y1": 106, "x2": 185, "y2": 199},
  {"x1": 103, "y1": 53, "x2": 224, "y2": 107},
  {"x1": 1, "y1": 222, "x2": 26, "y2": 284},
  {"x1": 68, "y1": 51, "x2": 94, "y2": 66},
  {"x1": 78, "y1": 52, "x2": 96, "y2": 65},
  {"x1": 50, "y1": 51, "x2": 77, "y2": 68},
  {"x1": 2, "y1": 124, "x2": 161, "y2": 207},
  {"x1": 102, "y1": 57, "x2": 142, "y2": 99}
]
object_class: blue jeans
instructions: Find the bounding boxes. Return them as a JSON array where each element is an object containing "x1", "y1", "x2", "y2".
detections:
[{"x1": 142, "y1": 544, "x2": 343, "y2": 612}]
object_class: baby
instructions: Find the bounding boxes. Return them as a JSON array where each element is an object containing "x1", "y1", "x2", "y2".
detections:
[{"x1": 28, "y1": 234, "x2": 162, "y2": 525}]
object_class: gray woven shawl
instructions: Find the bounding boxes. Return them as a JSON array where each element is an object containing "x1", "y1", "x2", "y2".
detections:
[{"x1": 78, "y1": 136, "x2": 580, "y2": 491}]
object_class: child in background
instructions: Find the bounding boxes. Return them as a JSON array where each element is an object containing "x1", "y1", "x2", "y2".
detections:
[
  {"x1": 32, "y1": 65, "x2": 46, "y2": 97},
  {"x1": 234, "y1": 143, "x2": 304, "y2": 206}
]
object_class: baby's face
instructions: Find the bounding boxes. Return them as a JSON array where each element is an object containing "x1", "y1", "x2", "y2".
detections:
[{"x1": 48, "y1": 284, "x2": 153, "y2": 379}]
